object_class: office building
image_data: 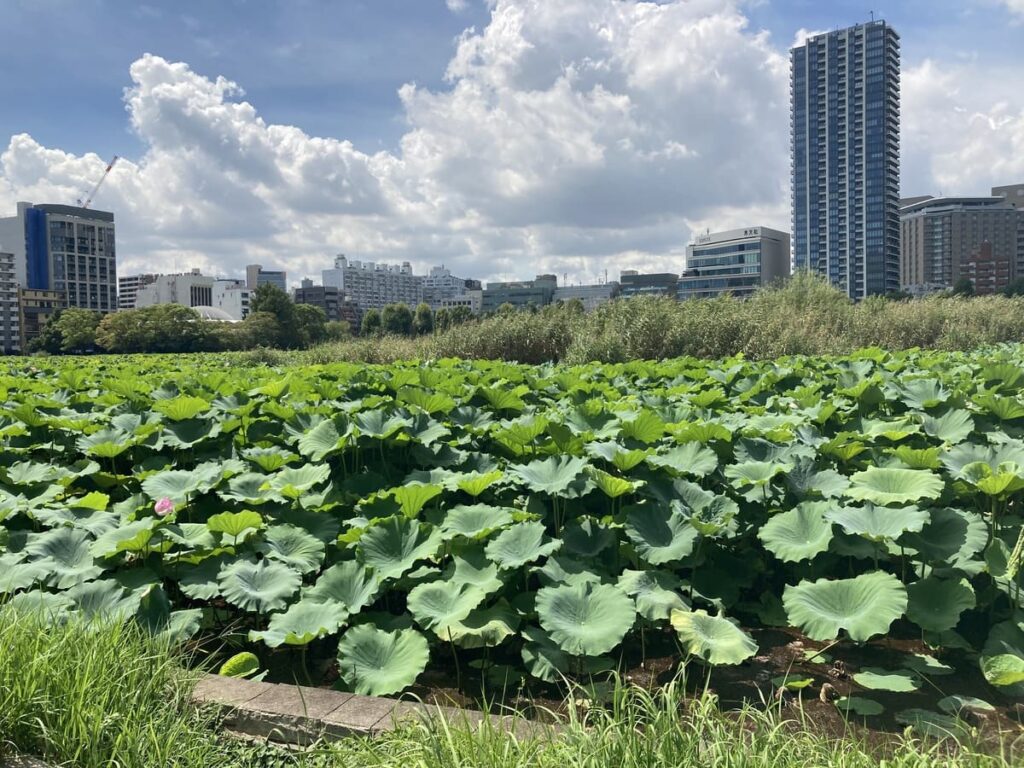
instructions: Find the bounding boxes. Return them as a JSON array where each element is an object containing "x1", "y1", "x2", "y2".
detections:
[
  {"x1": 440, "y1": 290, "x2": 483, "y2": 314},
  {"x1": 134, "y1": 269, "x2": 215, "y2": 309},
  {"x1": 246, "y1": 264, "x2": 287, "y2": 292},
  {"x1": 679, "y1": 227, "x2": 791, "y2": 300},
  {"x1": 0, "y1": 252, "x2": 17, "y2": 353},
  {"x1": 294, "y1": 278, "x2": 347, "y2": 322},
  {"x1": 900, "y1": 190, "x2": 1024, "y2": 292},
  {"x1": 963, "y1": 241, "x2": 1010, "y2": 295},
  {"x1": 322, "y1": 254, "x2": 423, "y2": 310},
  {"x1": 18, "y1": 288, "x2": 64, "y2": 351},
  {"x1": 117, "y1": 273, "x2": 158, "y2": 310},
  {"x1": 791, "y1": 21, "x2": 901, "y2": 298},
  {"x1": 618, "y1": 271, "x2": 679, "y2": 298},
  {"x1": 0, "y1": 202, "x2": 117, "y2": 311},
  {"x1": 212, "y1": 279, "x2": 251, "y2": 321},
  {"x1": 481, "y1": 274, "x2": 557, "y2": 313},
  {"x1": 553, "y1": 283, "x2": 620, "y2": 311}
]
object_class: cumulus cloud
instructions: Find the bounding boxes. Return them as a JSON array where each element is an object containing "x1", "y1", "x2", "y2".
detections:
[
  {"x1": 1001, "y1": 0, "x2": 1024, "y2": 19},
  {"x1": 7, "y1": 0, "x2": 1015, "y2": 287},
  {"x1": 446, "y1": 0, "x2": 469, "y2": 11}
]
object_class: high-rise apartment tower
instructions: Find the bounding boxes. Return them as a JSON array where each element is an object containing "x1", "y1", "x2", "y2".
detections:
[{"x1": 791, "y1": 21, "x2": 901, "y2": 298}]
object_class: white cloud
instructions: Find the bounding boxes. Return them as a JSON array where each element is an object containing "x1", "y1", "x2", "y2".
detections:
[
  {"x1": 3, "y1": 0, "x2": 1017, "y2": 288},
  {"x1": 446, "y1": 0, "x2": 469, "y2": 11},
  {"x1": 1000, "y1": 0, "x2": 1024, "y2": 19}
]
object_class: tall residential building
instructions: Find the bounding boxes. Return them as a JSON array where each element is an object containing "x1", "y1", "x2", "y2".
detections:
[
  {"x1": 422, "y1": 265, "x2": 482, "y2": 310},
  {"x1": 322, "y1": 254, "x2": 423, "y2": 310},
  {"x1": 246, "y1": 264, "x2": 287, "y2": 292},
  {"x1": 134, "y1": 269, "x2": 215, "y2": 309},
  {"x1": 0, "y1": 252, "x2": 18, "y2": 353},
  {"x1": 0, "y1": 202, "x2": 117, "y2": 311},
  {"x1": 679, "y1": 227, "x2": 792, "y2": 300},
  {"x1": 791, "y1": 21, "x2": 901, "y2": 298},
  {"x1": 118, "y1": 273, "x2": 158, "y2": 310},
  {"x1": 900, "y1": 191, "x2": 1024, "y2": 292}
]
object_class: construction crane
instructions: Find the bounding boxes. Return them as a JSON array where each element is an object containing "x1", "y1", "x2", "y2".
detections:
[{"x1": 77, "y1": 155, "x2": 119, "y2": 210}]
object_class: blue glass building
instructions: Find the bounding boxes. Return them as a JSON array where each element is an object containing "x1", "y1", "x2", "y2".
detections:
[{"x1": 791, "y1": 21, "x2": 901, "y2": 298}]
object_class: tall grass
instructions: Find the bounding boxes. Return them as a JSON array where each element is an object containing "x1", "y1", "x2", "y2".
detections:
[{"x1": 267, "y1": 275, "x2": 1024, "y2": 367}]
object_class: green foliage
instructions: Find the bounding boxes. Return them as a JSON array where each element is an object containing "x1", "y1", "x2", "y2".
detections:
[
  {"x1": 95, "y1": 304, "x2": 219, "y2": 353},
  {"x1": 382, "y1": 303, "x2": 414, "y2": 335},
  {"x1": 361, "y1": 308, "x2": 382, "y2": 336},
  {"x1": 413, "y1": 302, "x2": 434, "y2": 336}
]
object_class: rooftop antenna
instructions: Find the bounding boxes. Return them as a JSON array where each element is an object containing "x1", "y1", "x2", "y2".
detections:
[{"x1": 870, "y1": 10, "x2": 875, "y2": 21}]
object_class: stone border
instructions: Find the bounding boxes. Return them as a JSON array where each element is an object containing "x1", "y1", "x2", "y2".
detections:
[{"x1": 191, "y1": 675, "x2": 505, "y2": 746}]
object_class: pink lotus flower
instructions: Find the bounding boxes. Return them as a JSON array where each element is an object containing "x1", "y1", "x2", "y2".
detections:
[{"x1": 154, "y1": 497, "x2": 174, "y2": 517}]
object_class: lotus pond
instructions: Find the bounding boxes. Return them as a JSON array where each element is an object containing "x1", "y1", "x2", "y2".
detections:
[{"x1": 3, "y1": 347, "x2": 1024, "y2": 735}]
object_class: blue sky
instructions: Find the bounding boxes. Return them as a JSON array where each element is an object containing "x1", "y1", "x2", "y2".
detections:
[{"x1": 1, "y1": 0, "x2": 1022, "y2": 283}]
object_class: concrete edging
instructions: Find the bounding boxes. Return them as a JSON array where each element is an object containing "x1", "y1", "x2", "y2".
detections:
[{"x1": 191, "y1": 674, "x2": 501, "y2": 745}]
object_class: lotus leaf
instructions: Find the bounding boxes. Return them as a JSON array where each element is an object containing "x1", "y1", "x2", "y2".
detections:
[
  {"x1": 624, "y1": 502, "x2": 698, "y2": 565},
  {"x1": 337, "y1": 624, "x2": 429, "y2": 696},
  {"x1": 845, "y1": 467, "x2": 944, "y2": 506},
  {"x1": 304, "y1": 561, "x2": 380, "y2": 612},
  {"x1": 906, "y1": 576, "x2": 975, "y2": 632},
  {"x1": 218, "y1": 559, "x2": 301, "y2": 613},
  {"x1": 408, "y1": 580, "x2": 486, "y2": 634},
  {"x1": 670, "y1": 609, "x2": 758, "y2": 665},
  {"x1": 358, "y1": 517, "x2": 442, "y2": 581},
  {"x1": 535, "y1": 582, "x2": 636, "y2": 656},
  {"x1": 782, "y1": 571, "x2": 907, "y2": 642},
  {"x1": 825, "y1": 503, "x2": 928, "y2": 541},
  {"x1": 485, "y1": 521, "x2": 561, "y2": 570},
  {"x1": 852, "y1": 668, "x2": 921, "y2": 692},
  {"x1": 440, "y1": 504, "x2": 514, "y2": 540},
  {"x1": 509, "y1": 456, "x2": 589, "y2": 496},
  {"x1": 257, "y1": 524, "x2": 325, "y2": 574},
  {"x1": 758, "y1": 502, "x2": 833, "y2": 562},
  {"x1": 250, "y1": 600, "x2": 348, "y2": 647}
]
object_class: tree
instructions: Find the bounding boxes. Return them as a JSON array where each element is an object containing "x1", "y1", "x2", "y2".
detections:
[
  {"x1": 294, "y1": 303, "x2": 328, "y2": 347},
  {"x1": 448, "y1": 305, "x2": 473, "y2": 326},
  {"x1": 413, "y1": 302, "x2": 434, "y2": 335},
  {"x1": 1003, "y1": 279, "x2": 1024, "y2": 297},
  {"x1": 249, "y1": 284, "x2": 300, "y2": 347},
  {"x1": 952, "y1": 277, "x2": 975, "y2": 297},
  {"x1": 361, "y1": 308, "x2": 382, "y2": 336},
  {"x1": 95, "y1": 305, "x2": 216, "y2": 353},
  {"x1": 238, "y1": 311, "x2": 283, "y2": 349},
  {"x1": 324, "y1": 320, "x2": 350, "y2": 341},
  {"x1": 381, "y1": 303, "x2": 413, "y2": 335},
  {"x1": 28, "y1": 309, "x2": 65, "y2": 354},
  {"x1": 498, "y1": 302, "x2": 516, "y2": 316},
  {"x1": 434, "y1": 307, "x2": 451, "y2": 332},
  {"x1": 54, "y1": 308, "x2": 101, "y2": 353}
]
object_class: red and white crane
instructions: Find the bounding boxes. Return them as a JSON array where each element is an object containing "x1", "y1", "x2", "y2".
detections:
[{"x1": 77, "y1": 155, "x2": 119, "y2": 209}]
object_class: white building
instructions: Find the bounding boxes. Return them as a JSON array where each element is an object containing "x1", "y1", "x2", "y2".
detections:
[
  {"x1": 134, "y1": 269, "x2": 215, "y2": 309},
  {"x1": 118, "y1": 273, "x2": 158, "y2": 310},
  {"x1": 0, "y1": 251, "x2": 18, "y2": 353},
  {"x1": 422, "y1": 265, "x2": 481, "y2": 310},
  {"x1": 322, "y1": 254, "x2": 423, "y2": 310},
  {"x1": 439, "y1": 290, "x2": 483, "y2": 314},
  {"x1": 553, "y1": 283, "x2": 620, "y2": 312},
  {"x1": 679, "y1": 227, "x2": 791, "y2": 300},
  {"x1": 212, "y1": 279, "x2": 251, "y2": 321}
]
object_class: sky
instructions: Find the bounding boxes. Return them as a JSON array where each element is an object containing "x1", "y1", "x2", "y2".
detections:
[{"x1": 0, "y1": 0, "x2": 1022, "y2": 286}]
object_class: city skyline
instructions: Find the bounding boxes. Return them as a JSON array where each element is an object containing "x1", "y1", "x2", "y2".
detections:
[{"x1": 1, "y1": 1, "x2": 1022, "y2": 286}]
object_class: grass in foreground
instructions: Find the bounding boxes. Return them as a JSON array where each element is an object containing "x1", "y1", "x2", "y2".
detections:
[{"x1": 1, "y1": 613, "x2": 1022, "y2": 768}]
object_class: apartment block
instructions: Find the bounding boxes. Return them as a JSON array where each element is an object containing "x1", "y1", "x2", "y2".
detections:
[
  {"x1": 117, "y1": 273, "x2": 158, "y2": 310},
  {"x1": 791, "y1": 21, "x2": 901, "y2": 298},
  {"x1": 0, "y1": 252, "x2": 18, "y2": 353},
  {"x1": 322, "y1": 254, "x2": 423, "y2": 310},
  {"x1": 679, "y1": 227, "x2": 791, "y2": 300}
]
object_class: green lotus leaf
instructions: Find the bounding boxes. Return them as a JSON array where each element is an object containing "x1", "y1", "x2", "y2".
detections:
[
  {"x1": 485, "y1": 521, "x2": 561, "y2": 570},
  {"x1": 353, "y1": 409, "x2": 412, "y2": 439},
  {"x1": 162, "y1": 418, "x2": 221, "y2": 449},
  {"x1": 220, "y1": 652, "x2": 260, "y2": 678},
  {"x1": 297, "y1": 419, "x2": 346, "y2": 462},
  {"x1": 25, "y1": 527, "x2": 102, "y2": 589},
  {"x1": 960, "y1": 461, "x2": 1024, "y2": 497},
  {"x1": 176, "y1": 554, "x2": 229, "y2": 600},
  {"x1": 66, "y1": 579, "x2": 143, "y2": 619},
  {"x1": 670, "y1": 609, "x2": 758, "y2": 665},
  {"x1": 242, "y1": 447, "x2": 297, "y2": 473},
  {"x1": 90, "y1": 520, "x2": 157, "y2": 558},
  {"x1": 902, "y1": 653, "x2": 955, "y2": 677},
  {"x1": 617, "y1": 410, "x2": 666, "y2": 444},
  {"x1": 895, "y1": 709, "x2": 970, "y2": 740},
  {"x1": 645, "y1": 443, "x2": 718, "y2": 477},
  {"x1": 938, "y1": 695, "x2": 994, "y2": 716},
  {"x1": 618, "y1": 569, "x2": 688, "y2": 621},
  {"x1": 535, "y1": 555, "x2": 604, "y2": 588},
  {"x1": 264, "y1": 464, "x2": 331, "y2": 500},
  {"x1": 455, "y1": 470, "x2": 504, "y2": 497},
  {"x1": 509, "y1": 456, "x2": 589, "y2": 496},
  {"x1": 900, "y1": 507, "x2": 987, "y2": 566},
  {"x1": 4, "y1": 590, "x2": 74, "y2": 620},
  {"x1": 724, "y1": 461, "x2": 784, "y2": 493},
  {"x1": 141, "y1": 470, "x2": 206, "y2": 505},
  {"x1": 758, "y1": 502, "x2": 833, "y2": 562},
  {"x1": 784, "y1": 458, "x2": 850, "y2": 499},
  {"x1": 825, "y1": 503, "x2": 928, "y2": 541},
  {"x1": 845, "y1": 467, "x2": 944, "y2": 506},
  {"x1": 980, "y1": 654, "x2": 1024, "y2": 687},
  {"x1": 218, "y1": 559, "x2": 301, "y2": 613},
  {"x1": 387, "y1": 483, "x2": 443, "y2": 518},
  {"x1": 337, "y1": 624, "x2": 429, "y2": 696},
  {"x1": 445, "y1": 546, "x2": 504, "y2": 595},
  {"x1": 562, "y1": 517, "x2": 616, "y2": 558},
  {"x1": 219, "y1": 473, "x2": 269, "y2": 505},
  {"x1": 624, "y1": 502, "x2": 698, "y2": 565},
  {"x1": 257, "y1": 524, "x2": 325, "y2": 574},
  {"x1": 206, "y1": 510, "x2": 263, "y2": 542},
  {"x1": 521, "y1": 626, "x2": 571, "y2": 682},
  {"x1": 586, "y1": 442, "x2": 651, "y2": 472},
  {"x1": 974, "y1": 393, "x2": 1024, "y2": 421},
  {"x1": 408, "y1": 580, "x2": 487, "y2": 635},
  {"x1": 250, "y1": 599, "x2": 349, "y2": 648},
  {"x1": 589, "y1": 468, "x2": 636, "y2": 499},
  {"x1": 305, "y1": 561, "x2": 380, "y2": 612},
  {"x1": 921, "y1": 409, "x2": 974, "y2": 444},
  {"x1": 0, "y1": 556, "x2": 50, "y2": 595},
  {"x1": 782, "y1": 571, "x2": 907, "y2": 642},
  {"x1": 892, "y1": 446, "x2": 942, "y2": 470},
  {"x1": 397, "y1": 386, "x2": 456, "y2": 415},
  {"x1": 835, "y1": 697, "x2": 884, "y2": 717},
  {"x1": 906, "y1": 576, "x2": 975, "y2": 633},
  {"x1": 443, "y1": 600, "x2": 520, "y2": 649},
  {"x1": 358, "y1": 517, "x2": 442, "y2": 581},
  {"x1": 77, "y1": 429, "x2": 131, "y2": 458},
  {"x1": 153, "y1": 395, "x2": 211, "y2": 421},
  {"x1": 535, "y1": 582, "x2": 636, "y2": 656},
  {"x1": 853, "y1": 668, "x2": 921, "y2": 692},
  {"x1": 440, "y1": 504, "x2": 514, "y2": 540},
  {"x1": 897, "y1": 379, "x2": 948, "y2": 410}
]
